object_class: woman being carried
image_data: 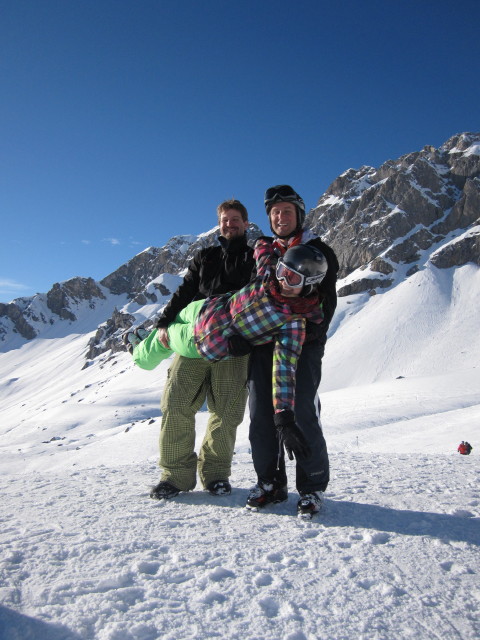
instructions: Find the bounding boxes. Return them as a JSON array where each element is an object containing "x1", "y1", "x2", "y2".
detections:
[{"x1": 126, "y1": 237, "x2": 327, "y2": 461}]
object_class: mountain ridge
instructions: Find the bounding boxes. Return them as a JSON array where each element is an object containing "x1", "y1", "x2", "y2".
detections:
[{"x1": 1, "y1": 132, "x2": 479, "y2": 362}]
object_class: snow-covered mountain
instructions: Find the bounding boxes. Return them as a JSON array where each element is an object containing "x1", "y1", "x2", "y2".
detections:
[
  {"x1": 1, "y1": 133, "x2": 478, "y2": 363},
  {"x1": 0, "y1": 133, "x2": 479, "y2": 640}
]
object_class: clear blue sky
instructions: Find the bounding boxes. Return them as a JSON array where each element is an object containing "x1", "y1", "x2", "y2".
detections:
[{"x1": 1, "y1": 0, "x2": 479, "y2": 303}]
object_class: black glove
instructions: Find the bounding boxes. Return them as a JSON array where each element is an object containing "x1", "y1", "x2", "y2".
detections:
[
  {"x1": 274, "y1": 410, "x2": 311, "y2": 461},
  {"x1": 228, "y1": 334, "x2": 252, "y2": 357}
]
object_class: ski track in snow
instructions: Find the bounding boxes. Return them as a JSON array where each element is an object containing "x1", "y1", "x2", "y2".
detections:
[{"x1": 1, "y1": 454, "x2": 479, "y2": 640}]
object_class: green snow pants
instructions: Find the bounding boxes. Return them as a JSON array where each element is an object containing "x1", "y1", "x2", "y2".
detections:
[
  {"x1": 130, "y1": 299, "x2": 249, "y2": 490},
  {"x1": 159, "y1": 354, "x2": 249, "y2": 490},
  {"x1": 132, "y1": 299, "x2": 204, "y2": 370}
]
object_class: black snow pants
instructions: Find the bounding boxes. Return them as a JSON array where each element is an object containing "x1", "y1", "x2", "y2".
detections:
[{"x1": 247, "y1": 339, "x2": 330, "y2": 494}]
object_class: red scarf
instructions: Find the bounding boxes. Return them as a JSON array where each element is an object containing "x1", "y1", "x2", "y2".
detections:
[
  {"x1": 272, "y1": 232, "x2": 303, "y2": 256},
  {"x1": 267, "y1": 279, "x2": 320, "y2": 314}
]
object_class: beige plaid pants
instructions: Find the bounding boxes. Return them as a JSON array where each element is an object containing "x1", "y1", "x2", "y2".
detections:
[{"x1": 159, "y1": 353, "x2": 249, "y2": 490}]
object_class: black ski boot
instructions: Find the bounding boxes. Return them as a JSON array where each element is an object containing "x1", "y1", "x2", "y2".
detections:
[
  {"x1": 150, "y1": 481, "x2": 181, "y2": 500},
  {"x1": 245, "y1": 483, "x2": 288, "y2": 511},
  {"x1": 297, "y1": 491, "x2": 324, "y2": 519}
]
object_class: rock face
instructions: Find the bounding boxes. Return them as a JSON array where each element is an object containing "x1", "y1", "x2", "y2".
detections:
[
  {"x1": 0, "y1": 301, "x2": 38, "y2": 340},
  {"x1": 99, "y1": 239, "x2": 192, "y2": 298},
  {"x1": 305, "y1": 132, "x2": 480, "y2": 293},
  {"x1": 85, "y1": 308, "x2": 136, "y2": 363},
  {"x1": 430, "y1": 233, "x2": 480, "y2": 268},
  {"x1": 47, "y1": 278, "x2": 106, "y2": 321}
]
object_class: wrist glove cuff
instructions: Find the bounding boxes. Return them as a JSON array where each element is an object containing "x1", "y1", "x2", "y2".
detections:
[
  {"x1": 274, "y1": 410, "x2": 295, "y2": 428},
  {"x1": 227, "y1": 334, "x2": 252, "y2": 357}
]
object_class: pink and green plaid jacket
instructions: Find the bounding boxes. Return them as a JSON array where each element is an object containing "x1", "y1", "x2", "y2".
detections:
[{"x1": 193, "y1": 238, "x2": 324, "y2": 413}]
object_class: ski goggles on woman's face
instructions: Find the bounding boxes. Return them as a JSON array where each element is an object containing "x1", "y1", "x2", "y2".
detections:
[{"x1": 276, "y1": 261, "x2": 305, "y2": 287}]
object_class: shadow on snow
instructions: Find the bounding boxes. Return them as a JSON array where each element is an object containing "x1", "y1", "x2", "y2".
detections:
[
  {"x1": 155, "y1": 488, "x2": 480, "y2": 547},
  {"x1": 0, "y1": 604, "x2": 83, "y2": 640}
]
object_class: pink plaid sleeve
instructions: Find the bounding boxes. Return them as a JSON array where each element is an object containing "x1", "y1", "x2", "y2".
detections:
[{"x1": 272, "y1": 318, "x2": 306, "y2": 413}]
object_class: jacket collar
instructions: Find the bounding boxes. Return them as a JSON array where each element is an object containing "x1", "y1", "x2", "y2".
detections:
[{"x1": 218, "y1": 233, "x2": 249, "y2": 253}]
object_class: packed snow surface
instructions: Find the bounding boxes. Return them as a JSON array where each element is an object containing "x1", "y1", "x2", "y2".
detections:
[{"x1": 0, "y1": 263, "x2": 479, "y2": 640}]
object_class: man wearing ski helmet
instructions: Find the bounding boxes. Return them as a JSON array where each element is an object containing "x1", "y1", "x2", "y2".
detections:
[{"x1": 246, "y1": 185, "x2": 339, "y2": 517}]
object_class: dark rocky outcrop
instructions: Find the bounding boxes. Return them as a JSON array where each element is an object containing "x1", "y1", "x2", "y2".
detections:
[
  {"x1": 85, "y1": 309, "x2": 138, "y2": 363},
  {"x1": 305, "y1": 132, "x2": 480, "y2": 293},
  {"x1": 430, "y1": 232, "x2": 480, "y2": 269},
  {"x1": 46, "y1": 277, "x2": 106, "y2": 321},
  {"x1": 0, "y1": 301, "x2": 37, "y2": 340},
  {"x1": 337, "y1": 278, "x2": 393, "y2": 297}
]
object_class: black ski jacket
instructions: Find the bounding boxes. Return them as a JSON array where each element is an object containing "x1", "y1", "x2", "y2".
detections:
[
  {"x1": 155, "y1": 234, "x2": 255, "y2": 329},
  {"x1": 304, "y1": 236, "x2": 339, "y2": 343}
]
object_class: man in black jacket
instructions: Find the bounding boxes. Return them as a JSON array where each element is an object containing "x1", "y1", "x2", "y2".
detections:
[
  {"x1": 246, "y1": 185, "x2": 339, "y2": 518},
  {"x1": 150, "y1": 199, "x2": 255, "y2": 500}
]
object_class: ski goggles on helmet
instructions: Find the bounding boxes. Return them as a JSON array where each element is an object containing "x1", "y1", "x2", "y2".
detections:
[
  {"x1": 276, "y1": 261, "x2": 305, "y2": 288},
  {"x1": 276, "y1": 258, "x2": 327, "y2": 288},
  {"x1": 264, "y1": 185, "x2": 305, "y2": 211}
]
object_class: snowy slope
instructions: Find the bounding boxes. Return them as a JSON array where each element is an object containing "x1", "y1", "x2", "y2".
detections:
[
  {"x1": 324, "y1": 262, "x2": 480, "y2": 389},
  {"x1": 0, "y1": 261, "x2": 479, "y2": 640}
]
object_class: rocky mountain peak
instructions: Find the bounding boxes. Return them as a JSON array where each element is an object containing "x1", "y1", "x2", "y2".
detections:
[{"x1": 305, "y1": 132, "x2": 480, "y2": 294}]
